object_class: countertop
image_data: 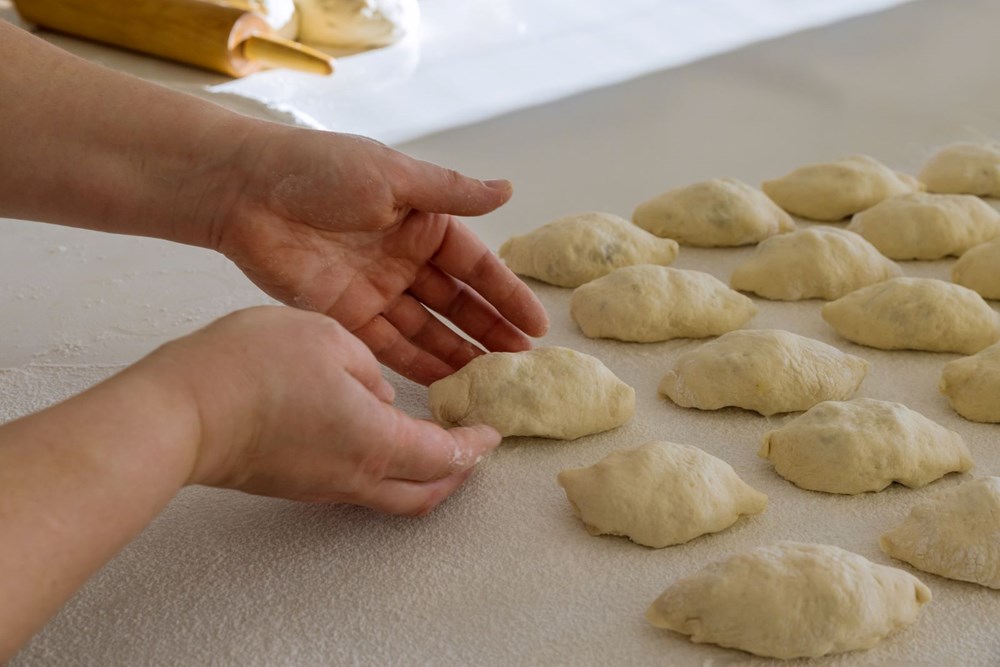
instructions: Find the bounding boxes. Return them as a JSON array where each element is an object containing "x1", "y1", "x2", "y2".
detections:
[{"x1": 5, "y1": 0, "x2": 1000, "y2": 664}]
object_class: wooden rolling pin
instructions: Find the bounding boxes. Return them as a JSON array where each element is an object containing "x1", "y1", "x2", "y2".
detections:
[{"x1": 12, "y1": 0, "x2": 334, "y2": 77}]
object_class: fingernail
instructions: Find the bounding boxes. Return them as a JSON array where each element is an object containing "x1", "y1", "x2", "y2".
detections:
[{"x1": 483, "y1": 179, "x2": 512, "y2": 192}]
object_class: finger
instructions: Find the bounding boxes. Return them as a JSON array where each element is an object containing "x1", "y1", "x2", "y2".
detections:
[
  {"x1": 362, "y1": 467, "x2": 477, "y2": 516},
  {"x1": 353, "y1": 314, "x2": 455, "y2": 385},
  {"x1": 383, "y1": 414, "x2": 501, "y2": 482},
  {"x1": 392, "y1": 156, "x2": 513, "y2": 217},
  {"x1": 382, "y1": 293, "x2": 484, "y2": 369},
  {"x1": 322, "y1": 320, "x2": 396, "y2": 403},
  {"x1": 431, "y1": 216, "x2": 549, "y2": 337},
  {"x1": 410, "y1": 264, "x2": 534, "y2": 354}
]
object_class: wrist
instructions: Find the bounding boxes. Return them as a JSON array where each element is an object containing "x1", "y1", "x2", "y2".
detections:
[{"x1": 140, "y1": 327, "x2": 263, "y2": 489}]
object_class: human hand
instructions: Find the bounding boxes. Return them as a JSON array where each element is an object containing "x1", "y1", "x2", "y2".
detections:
[
  {"x1": 153, "y1": 306, "x2": 500, "y2": 515},
  {"x1": 210, "y1": 128, "x2": 548, "y2": 385}
]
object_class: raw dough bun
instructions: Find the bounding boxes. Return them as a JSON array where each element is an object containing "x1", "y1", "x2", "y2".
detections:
[
  {"x1": 919, "y1": 142, "x2": 1000, "y2": 197},
  {"x1": 570, "y1": 266, "x2": 757, "y2": 342},
  {"x1": 499, "y1": 212, "x2": 679, "y2": 288},
  {"x1": 557, "y1": 442, "x2": 767, "y2": 548},
  {"x1": 762, "y1": 155, "x2": 922, "y2": 221},
  {"x1": 953, "y1": 237, "x2": 1000, "y2": 300},
  {"x1": 822, "y1": 277, "x2": 1000, "y2": 354},
  {"x1": 646, "y1": 541, "x2": 931, "y2": 660},
  {"x1": 940, "y1": 342, "x2": 1000, "y2": 422},
  {"x1": 297, "y1": 0, "x2": 419, "y2": 49},
  {"x1": 730, "y1": 227, "x2": 901, "y2": 301},
  {"x1": 847, "y1": 192, "x2": 1000, "y2": 260},
  {"x1": 428, "y1": 347, "x2": 634, "y2": 440},
  {"x1": 881, "y1": 477, "x2": 1000, "y2": 589},
  {"x1": 631, "y1": 178, "x2": 795, "y2": 246},
  {"x1": 760, "y1": 398, "x2": 973, "y2": 494},
  {"x1": 658, "y1": 329, "x2": 868, "y2": 416}
]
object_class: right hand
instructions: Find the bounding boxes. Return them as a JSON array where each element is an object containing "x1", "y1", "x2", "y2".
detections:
[{"x1": 149, "y1": 306, "x2": 500, "y2": 515}]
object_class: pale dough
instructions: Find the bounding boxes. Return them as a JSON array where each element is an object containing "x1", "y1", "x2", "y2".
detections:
[
  {"x1": 822, "y1": 277, "x2": 1000, "y2": 354},
  {"x1": 729, "y1": 227, "x2": 901, "y2": 301},
  {"x1": 658, "y1": 329, "x2": 868, "y2": 416},
  {"x1": 631, "y1": 178, "x2": 795, "y2": 246},
  {"x1": 247, "y1": 0, "x2": 298, "y2": 38},
  {"x1": 297, "y1": 0, "x2": 419, "y2": 48},
  {"x1": 847, "y1": 192, "x2": 1000, "y2": 260},
  {"x1": 953, "y1": 237, "x2": 1000, "y2": 300},
  {"x1": 881, "y1": 476, "x2": 1000, "y2": 589},
  {"x1": 428, "y1": 347, "x2": 634, "y2": 439},
  {"x1": 646, "y1": 541, "x2": 931, "y2": 660},
  {"x1": 759, "y1": 398, "x2": 973, "y2": 494},
  {"x1": 570, "y1": 266, "x2": 757, "y2": 342},
  {"x1": 557, "y1": 441, "x2": 767, "y2": 548},
  {"x1": 918, "y1": 142, "x2": 1000, "y2": 197},
  {"x1": 940, "y1": 341, "x2": 1000, "y2": 422},
  {"x1": 762, "y1": 155, "x2": 923, "y2": 221},
  {"x1": 499, "y1": 212, "x2": 679, "y2": 288}
]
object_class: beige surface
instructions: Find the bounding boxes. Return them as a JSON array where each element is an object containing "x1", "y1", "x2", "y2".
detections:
[{"x1": 6, "y1": 0, "x2": 1000, "y2": 664}]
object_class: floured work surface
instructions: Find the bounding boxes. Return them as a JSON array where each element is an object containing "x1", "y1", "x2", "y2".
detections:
[{"x1": 8, "y1": 1, "x2": 1000, "y2": 665}]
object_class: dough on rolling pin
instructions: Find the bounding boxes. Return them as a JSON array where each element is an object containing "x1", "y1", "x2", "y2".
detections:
[
  {"x1": 557, "y1": 441, "x2": 766, "y2": 548},
  {"x1": 248, "y1": 0, "x2": 299, "y2": 38},
  {"x1": 952, "y1": 237, "x2": 1000, "y2": 300},
  {"x1": 882, "y1": 477, "x2": 1000, "y2": 589},
  {"x1": 658, "y1": 329, "x2": 868, "y2": 416},
  {"x1": 729, "y1": 227, "x2": 900, "y2": 301},
  {"x1": 428, "y1": 347, "x2": 634, "y2": 440},
  {"x1": 646, "y1": 542, "x2": 931, "y2": 660},
  {"x1": 847, "y1": 192, "x2": 1000, "y2": 260},
  {"x1": 940, "y1": 342, "x2": 1000, "y2": 422},
  {"x1": 499, "y1": 212, "x2": 679, "y2": 288},
  {"x1": 297, "y1": 0, "x2": 419, "y2": 49},
  {"x1": 762, "y1": 155, "x2": 922, "y2": 221},
  {"x1": 631, "y1": 178, "x2": 794, "y2": 246},
  {"x1": 822, "y1": 277, "x2": 1000, "y2": 354},
  {"x1": 759, "y1": 398, "x2": 972, "y2": 494},
  {"x1": 919, "y1": 142, "x2": 1000, "y2": 197},
  {"x1": 570, "y1": 266, "x2": 756, "y2": 342}
]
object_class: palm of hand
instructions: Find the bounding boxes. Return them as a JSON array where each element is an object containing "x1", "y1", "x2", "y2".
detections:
[{"x1": 217, "y1": 134, "x2": 546, "y2": 385}]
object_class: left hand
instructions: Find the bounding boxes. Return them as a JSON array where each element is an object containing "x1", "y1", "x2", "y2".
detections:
[{"x1": 211, "y1": 129, "x2": 548, "y2": 385}]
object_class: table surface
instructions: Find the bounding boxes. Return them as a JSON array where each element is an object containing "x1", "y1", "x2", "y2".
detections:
[{"x1": 6, "y1": 0, "x2": 1000, "y2": 664}]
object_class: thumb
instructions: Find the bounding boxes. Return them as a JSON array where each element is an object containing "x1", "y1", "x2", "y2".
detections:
[{"x1": 395, "y1": 158, "x2": 513, "y2": 217}]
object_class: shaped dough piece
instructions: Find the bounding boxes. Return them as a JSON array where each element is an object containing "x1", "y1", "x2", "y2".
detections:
[
  {"x1": 953, "y1": 237, "x2": 1000, "y2": 300},
  {"x1": 659, "y1": 329, "x2": 868, "y2": 416},
  {"x1": 919, "y1": 142, "x2": 1000, "y2": 197},
  {"x1": 428, "y1": 347, "x2": 634, "y2": 439},
  {"x1": 847, "y1": 192, "x2": 1000, "y2": 260},
  {"x1": 940, "y1": 341, "x2": 1000, "y2": 422},
  {"x1": 881, "y1": 477, "x2": 1000, "y2": 589},
  {"x1": 822, "y1": 277, "x2": 1000, "y2": 354},
  {"x1": 570, "y1": 266, "x2": 757, "y2": 342},
  {"x1": 499, "y1": 212, "x2": 679, "y2": 287},
  {"x1": 762, "y1": 155, "x2": 923, "y2": 221},
  {"x1": 632, "y1": 178, "x2": 795, "y2": 246},
  {"x1": 557, "y1": 442, "x2": 767, "y2": 548},
  {"x1": 646, "y1": 542, "x2": 931, "y2": 660},
  {"x1": 760, "y1": 398, "x2": 973, "y2": 494},
  {"x1": 730, "y1": 227, "x2": 901, "y2": 301}
]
